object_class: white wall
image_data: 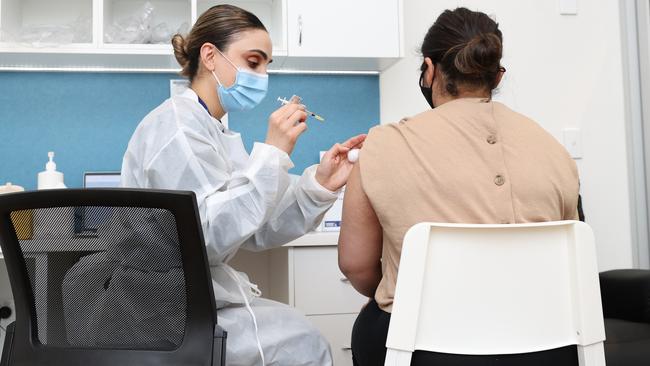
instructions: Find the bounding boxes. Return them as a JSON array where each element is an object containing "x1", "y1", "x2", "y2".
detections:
[{"x1": 381, "y1": 0, "x2": 634, "y2": 271}]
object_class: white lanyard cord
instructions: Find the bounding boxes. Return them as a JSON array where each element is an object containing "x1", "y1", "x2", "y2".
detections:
[{"x1": 222, "y1": 265, "x2": 265, "y2": 366}]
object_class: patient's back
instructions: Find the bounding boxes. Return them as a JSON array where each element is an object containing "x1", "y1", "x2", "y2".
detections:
[{"x1": 359, "y1": 98, "x2": 579, "y2": 312}]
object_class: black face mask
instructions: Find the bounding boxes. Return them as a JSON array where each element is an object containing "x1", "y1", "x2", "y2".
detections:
[{"x1": 419, "y1": 69, "x2": 434, "y2": 108}]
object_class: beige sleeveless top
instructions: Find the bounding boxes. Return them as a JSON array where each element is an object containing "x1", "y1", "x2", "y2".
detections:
[{"x1": 360, "y1": 98, "x2": 579, "y2": 312}]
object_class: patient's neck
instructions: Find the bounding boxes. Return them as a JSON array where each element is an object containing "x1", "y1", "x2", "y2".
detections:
[{"x1": 434, "y1": 89, "x2": 491, "y2": 107}]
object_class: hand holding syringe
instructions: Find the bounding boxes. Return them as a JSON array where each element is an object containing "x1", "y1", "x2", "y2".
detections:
[{"x1": 277, "y1": 96, "x2": 325, "y2": 122}]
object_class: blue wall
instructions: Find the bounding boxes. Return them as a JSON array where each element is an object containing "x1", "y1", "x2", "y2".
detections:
[{"x1": 0, "y1": 72, "x2": 379, "y2": 190}]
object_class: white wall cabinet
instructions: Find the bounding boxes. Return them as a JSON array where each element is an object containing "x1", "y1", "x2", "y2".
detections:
[
  {"x1": 287, "y1": 0, "x2": 400, "y2": 58},
  {"x1": 102, "y1": 0, "x2": 192, "y2": 46},
  {"x1": 198, "y1": 0, "x2": 288, "y2": 55},
  {"x1": 0, "y1": 0, "x2": 93, "y2": 46},
  {"x1": 0, "y1": 0, "x2": 402, "y2": 72}
]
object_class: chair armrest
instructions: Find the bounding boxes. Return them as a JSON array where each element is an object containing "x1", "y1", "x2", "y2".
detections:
[
  {"x1": 212, "y1": 325, "x2": 227, "y2": 366},
  {"x1": 600, "y1": 269, "x2": 650, "y2": 323}
]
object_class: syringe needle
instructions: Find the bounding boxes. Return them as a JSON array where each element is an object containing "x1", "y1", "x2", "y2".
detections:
[{"x1": 277, "y1": 96, "x2": 325, "y2": 122}]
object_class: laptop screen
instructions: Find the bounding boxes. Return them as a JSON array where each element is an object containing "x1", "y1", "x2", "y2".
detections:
[
  {"x1": 78, "y1": 172, "x2": 122, "y2": 234},
  {"x1": 83, "y1": 172, "x2": 121, "y2": 188}
]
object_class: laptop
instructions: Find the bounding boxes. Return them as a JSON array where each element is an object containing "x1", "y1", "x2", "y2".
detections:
[
  {"x1": 76, "y1": 172, "x2": 122, "y2": 235},
  {"x1": 83, "y1": 172, "x2": 122, "y2": 189}
]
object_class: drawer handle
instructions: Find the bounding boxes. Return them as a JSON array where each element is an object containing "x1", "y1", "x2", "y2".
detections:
[
  {"x1": 298, "y1": 15, "x2": 303, "y2": 46},
  {"x1": 341, "y1": 345, "x2": 352, "y2": 351},
  {"x1": 340, "y1": 277, "x2": 350, "y2": 283}
]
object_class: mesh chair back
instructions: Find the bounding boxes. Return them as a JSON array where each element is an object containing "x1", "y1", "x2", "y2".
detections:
[{"x1": 0, "y1": 189, "x2": 219, "y2": 366}]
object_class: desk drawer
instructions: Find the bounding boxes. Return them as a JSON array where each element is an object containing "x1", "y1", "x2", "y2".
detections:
[
  {"x1": 293, "y1": 246, "x2": 368, "y2": 315},
  {"x1": 308, "y1": 313, "x2": 357, "y2": 366}
]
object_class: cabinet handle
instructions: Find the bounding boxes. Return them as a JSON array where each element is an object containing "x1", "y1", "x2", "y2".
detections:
[
  {"x1": 340, "y1": 277, "x2": 350, "y2": 283},
  {"x1": 298, "y1": 15, "x2": 303, "y2": 46},
  {"x1": 341, "y1": 345, "x2": 352, "y2": 351}
]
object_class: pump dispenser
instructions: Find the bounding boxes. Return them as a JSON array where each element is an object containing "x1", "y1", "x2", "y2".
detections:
[{"x1": 37, "y1": 152, "x2": 66, "y2": 189}]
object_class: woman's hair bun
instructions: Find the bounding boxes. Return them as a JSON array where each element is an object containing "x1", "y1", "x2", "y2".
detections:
[
  {"x1": 171, "y1": 34, "x2": 190, "y2": 70},
  {"x1": 453, "y1": 32, "x2": 502, "y2": 76}
]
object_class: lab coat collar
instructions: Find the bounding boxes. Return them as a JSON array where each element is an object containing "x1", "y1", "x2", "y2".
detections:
[{"x1": 178, "y1": 88, "x2": 227, "y2": 133}]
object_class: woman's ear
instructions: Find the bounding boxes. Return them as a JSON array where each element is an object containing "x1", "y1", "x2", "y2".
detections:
[
  {"x1": 424, "y1": 57, "x2": 435, "y2": 87},
  {"x1": 494, "y1": 67, "x2": 505, "y2": 88},
  {"x1": 199, "y1": 43, "x2": 217, "y2": 72}
]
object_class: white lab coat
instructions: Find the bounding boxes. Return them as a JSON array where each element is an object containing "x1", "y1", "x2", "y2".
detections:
[{"x1": 117, "y1": 88, "x2": 337, "y2": 365}]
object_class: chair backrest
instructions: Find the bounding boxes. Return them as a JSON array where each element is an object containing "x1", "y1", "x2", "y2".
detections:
[
  {"x1": 0, "y1": 189, "x2": 219, "y2": 366},
  {"x1": 386, "y1": 221, "x2": 605, "y2": 357}
]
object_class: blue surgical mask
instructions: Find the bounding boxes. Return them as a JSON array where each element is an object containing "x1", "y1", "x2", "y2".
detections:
[{"x1": 211, "y1": 48, "x2": 269, "y2": 112}]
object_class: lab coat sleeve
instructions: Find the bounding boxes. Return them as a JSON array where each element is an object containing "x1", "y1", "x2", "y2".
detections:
[
  {"x1": 240, "y1": 164, "x2": 340, "y2": 252},
  {"x1": 143, "y1": 127, "x2": 336, "y2": 263}
]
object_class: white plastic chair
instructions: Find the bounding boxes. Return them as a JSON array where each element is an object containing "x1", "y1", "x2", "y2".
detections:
[{"x1": 384, "y1": 221, "x2": 606, "y2": 366}]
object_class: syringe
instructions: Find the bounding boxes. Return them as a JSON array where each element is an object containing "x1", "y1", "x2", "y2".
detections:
[{"x1": 277, "y1": 96, "x2": 325, "y2": 121}]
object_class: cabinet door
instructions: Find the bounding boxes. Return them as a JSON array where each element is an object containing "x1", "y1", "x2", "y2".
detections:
[
  {"x1": 307, "y1": 314, "x2": 357, "y2": 366},
  {"x1": 293, "y1": 246, "x2": 368, "y2": 315},
  {"x1": 287, "y1": 0, "x2": 400, "y2": 58}
]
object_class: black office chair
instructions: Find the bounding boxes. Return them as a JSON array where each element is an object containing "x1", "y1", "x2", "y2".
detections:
[
  {"x1": 578, "y1": 198, "x2": 650, "y2": 365},
  {"x1": 600, "y1": 269, "x2": 650, "y2": 366},
  {"x1": 0, "y1": 189, "x2": 226, "y2": 366}
]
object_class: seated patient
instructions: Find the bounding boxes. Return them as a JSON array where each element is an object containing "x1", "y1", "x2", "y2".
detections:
[{"x1": 338, "y1": 7, "x2": 580, "y2": 366}]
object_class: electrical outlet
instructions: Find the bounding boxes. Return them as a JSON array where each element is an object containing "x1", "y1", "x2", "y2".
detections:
[
  {"x1": 0, "y1": 300, "x2": 15, "y2": 326},
  {"x1": 0, "y1": 300, "x2": 15, "y2": 356},
  {"x1": 559, "y1": 0, "x2": 578, "y2": 15},
  {"x1": 563, "y1": 128, "x2": 582, "y2": 159}
]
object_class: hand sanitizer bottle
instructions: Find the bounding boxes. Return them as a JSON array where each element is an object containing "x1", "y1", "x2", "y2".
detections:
[{"x1": 37, "y1": 152, "x2": 66, "y2": 190}]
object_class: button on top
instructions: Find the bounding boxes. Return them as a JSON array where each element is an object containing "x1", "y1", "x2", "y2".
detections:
[
  {"x1": 487, "y1": 135, "x2": 497, "y2": 144},
  {"x1": 494, "y1": 175, "x2": 505, "y2": 186}
]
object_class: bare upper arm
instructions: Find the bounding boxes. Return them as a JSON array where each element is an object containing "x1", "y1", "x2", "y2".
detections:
[{"x1": 338, "y1": 161, "x2": 383, "y2": 275}]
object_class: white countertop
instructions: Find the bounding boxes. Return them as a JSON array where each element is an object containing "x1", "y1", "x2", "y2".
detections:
[
  {"x1": 283, "y1": 231, "x2": 340, "y2": 247},
  {"x1": 0, "y1": 231, "x2": 341, "y2": 258}
]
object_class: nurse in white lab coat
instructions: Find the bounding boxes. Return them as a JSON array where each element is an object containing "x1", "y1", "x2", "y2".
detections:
[{"x1": 120, "y1": 4, "x2": 365, "y2": 366}]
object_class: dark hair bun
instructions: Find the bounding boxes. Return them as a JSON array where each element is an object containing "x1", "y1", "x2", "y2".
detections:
[
  {"x1": 171, "y1": 34, "x2": 190, "y2": 74},
  {"x1": 454, "y1": 33, "x2": 502, "y2": 77}
]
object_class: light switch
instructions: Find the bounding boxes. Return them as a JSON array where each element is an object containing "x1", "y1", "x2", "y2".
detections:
[
  {"x1": 563, "y1": 128, "x2": 582, "y2": 159},
  {"x1": 559, "y1": 0, "x2": 578, "y2": 15}
]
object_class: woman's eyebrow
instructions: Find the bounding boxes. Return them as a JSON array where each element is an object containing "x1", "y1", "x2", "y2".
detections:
[{"x1": 249, "y1": 49, "x2": 272, "y2": 63}]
